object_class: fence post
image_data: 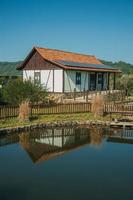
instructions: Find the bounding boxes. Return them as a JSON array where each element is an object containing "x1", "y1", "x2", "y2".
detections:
[
  {"x1": 74, "y1": 88, "x2": 76, "y2": 101},
  {"x1": 86, "y1": 90, "x2": 88, "y2": 102},
  {"x1": 83, "y1": 89, "x2": 85, "y2": 100}
]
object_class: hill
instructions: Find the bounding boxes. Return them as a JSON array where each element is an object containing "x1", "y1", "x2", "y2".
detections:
[
  {"x1": 101, "y1": 60, "x2": 133, "y2": 74},
  {"x1": 0, "y1": 60, "x2": 133, "y2": 76},
  {"x1": 0, "y1": 61, "x2": 22, "y2": 76}
]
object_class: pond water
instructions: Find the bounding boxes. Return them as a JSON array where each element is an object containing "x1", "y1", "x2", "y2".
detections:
[{"x1": 0, "y1": 126, "x2": 133, "y2": 200}]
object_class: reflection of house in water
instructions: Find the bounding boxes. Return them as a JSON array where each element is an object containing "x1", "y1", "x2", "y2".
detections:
[
  {"x1": 107, "y1": 129, "x2": 133, "y2": 144},
  {"x1": 19, "y1": 128, "x2": 91, "y2": 163},
  {"x1": 0, "y1": 127, "x2": 106, "y2": 164},
  {"x1": 1, "y1": 127, "x2": 133, "y2": 164}
]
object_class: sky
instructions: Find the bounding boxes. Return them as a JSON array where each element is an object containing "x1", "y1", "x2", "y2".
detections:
[{"x1": 0, "y1": 0, "x2": 133, "y2": 63}]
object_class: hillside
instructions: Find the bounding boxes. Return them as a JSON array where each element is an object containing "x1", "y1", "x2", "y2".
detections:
[
  {"x1": 0, "y1": 60, "x2": 133, "y2": 76},
  {"x1": 0, "y1": 61, "x2": 22, "y2": 76},
  {"x1": 101, "y1": 60, "x2": 133, "y2": 74}
]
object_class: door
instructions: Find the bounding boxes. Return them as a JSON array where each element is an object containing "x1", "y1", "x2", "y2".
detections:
[
  {"x1": 89, "y1": 73, "x2": 96, "y2": 91},
  {"x1": 97, "y1": 73, "x2": 103, "y2": 91}
]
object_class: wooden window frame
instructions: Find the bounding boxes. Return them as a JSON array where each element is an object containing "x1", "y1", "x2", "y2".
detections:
[{"x1": 34, "y1": 71, "x2": 41, "y2": 85}]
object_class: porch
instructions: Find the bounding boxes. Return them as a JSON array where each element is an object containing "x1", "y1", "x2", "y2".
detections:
[
  {"x1": 63, "y1": 70, "x2": 117, "y2": 93},
  {"x1": 48, "y1": 71, "x2": 119, "y2": 103}
]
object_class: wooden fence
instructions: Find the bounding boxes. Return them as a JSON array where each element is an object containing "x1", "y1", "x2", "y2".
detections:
[
  {"x1": 31, "y1": 103, "x2": 91, "y2": 115},
  {"x1": 0, "y1": 106, "x2": 19, "y2": 119},
  {"x1": 0, "y1": 103, "x2": 91, "y2": 120},
  {"x1": 104, "y1": 104, "x2": 133, "y2": 115},
  {"x1": 0, "y1": 102, "x2": 133, "y2": 120}
]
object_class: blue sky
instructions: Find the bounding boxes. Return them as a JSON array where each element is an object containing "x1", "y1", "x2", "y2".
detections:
[{"x1": 0, "y1": 0, "x2": 133, "y2": 63}]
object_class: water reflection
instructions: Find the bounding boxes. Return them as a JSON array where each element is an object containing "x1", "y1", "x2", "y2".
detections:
[
  {"x1": 90, "y1": 126, "x2": 103, "y2": 146},
  {"x1": 19, "y1": 127, "x2": 93, "y2": 163},
  {"x1": 0, "y1": 127, "x2": 133, "y2": 164},
  {"x1": 108, "y1": 128, "x2": 133, "y2": 144}
]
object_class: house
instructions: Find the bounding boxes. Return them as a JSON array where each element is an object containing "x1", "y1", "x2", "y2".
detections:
[{"x1": 17, "y1": 47, "x2": 121, "y2": 93}]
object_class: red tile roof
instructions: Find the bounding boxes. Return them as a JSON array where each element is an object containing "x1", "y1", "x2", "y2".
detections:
[
  {"x1": 35, "y1": 47, "x2": 102, "y2": 65},
  {"x1": 18, "y1": 47, "x2": 121, "y2": 73}
]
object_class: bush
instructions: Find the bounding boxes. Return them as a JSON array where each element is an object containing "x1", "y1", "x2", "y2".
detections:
[
  {"x1": 117, "y1": 74, "x2": 133, "y2": 96},
  {"x1": 2, "y1": 79, "x2": 47, "y2": 105}
]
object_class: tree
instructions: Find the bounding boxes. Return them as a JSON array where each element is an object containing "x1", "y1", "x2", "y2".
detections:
[
  {"x1": 117, "y1": 74, "x2": 133, "y2": 95},
  {"x1": 2, "y1": 79, "x2": 47, "y2": 105}
]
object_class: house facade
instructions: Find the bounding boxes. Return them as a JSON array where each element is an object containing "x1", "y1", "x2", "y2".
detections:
[{"x1": 17, "y1": 47, "x2": 120, "y2": 93}]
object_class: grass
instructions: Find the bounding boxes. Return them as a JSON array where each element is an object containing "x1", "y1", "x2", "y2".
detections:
[
  {"x1": 0, "y1": 112, "x2": 132, "y2": 129},
  {"x1": 0, "y1": 112, "x2": 113, "y2": 129}
]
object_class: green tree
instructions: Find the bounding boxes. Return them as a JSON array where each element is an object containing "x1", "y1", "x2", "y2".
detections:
[
  {"x1": 117, "y1": 74, "x2": 133, "y2": 95},
  {"x1": 2, "y1": 79, "x2": 47, "y2": 105}
]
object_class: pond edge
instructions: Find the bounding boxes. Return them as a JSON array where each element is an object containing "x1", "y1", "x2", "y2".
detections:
[{"x1": 1, "y1": 120, "x2": 133, "y2": 135}]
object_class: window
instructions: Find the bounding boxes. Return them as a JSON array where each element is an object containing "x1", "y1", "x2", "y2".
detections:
[
  {"x1": 98, "y1": 73, "x2": 103, "y2": 84},
  {"x1": 76, "y1": 72, "x2": 81, "y2": 85},
  {"x1": 34, "y1": 72, "x2": 41, "y2": 85}
]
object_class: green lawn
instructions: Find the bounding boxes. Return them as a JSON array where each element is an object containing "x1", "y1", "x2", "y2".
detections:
[{"x1": 0, "y1": 113, "x2": 113, "y2": 129}]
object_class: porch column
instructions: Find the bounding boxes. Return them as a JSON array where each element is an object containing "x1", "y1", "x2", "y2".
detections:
[
  {"x1": 107, "y1": 73, "x2": 110, "y2": 90},
  {"x1": 113, "y1": 72, "x2": 116, "y2": 90},
  {"x1": 95, "y1": 72, "x2": 98, "y2": 91},
  {"x1": 102, "y1": 73, "x2": 104, "y2": 90}
]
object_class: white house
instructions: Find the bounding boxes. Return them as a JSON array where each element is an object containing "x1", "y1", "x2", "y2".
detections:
[{"x1": 17, "y1": 47, "x2": 120, "y2": 92}]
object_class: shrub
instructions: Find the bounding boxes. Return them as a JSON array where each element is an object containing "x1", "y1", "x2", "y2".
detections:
[{"x1": 2, "y1": 79, "x2": 47, "y2": 105}]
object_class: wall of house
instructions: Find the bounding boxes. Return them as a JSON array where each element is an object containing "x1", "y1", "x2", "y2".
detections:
[
  {"x1": 41, "y1": 70, "x2": 53, "y2": 91},
  {"x1": 64, "y1": 70, "x2": 88, "y2": 92},
  {"x1": 64, "y1": 70, "x2": 108, "y2": 92},
  {"x1": 23, "y1": 70, "x2": 34, "y2": 82},
  {"x1": 22, "y1": 50, "x2": 63, "y2": 92},
  {"x1": 23, "y1": 69, "x2": 63, "y2": 92},
  {"x1": 54, "y1": 70, "x2": 63, "y2": 92}
]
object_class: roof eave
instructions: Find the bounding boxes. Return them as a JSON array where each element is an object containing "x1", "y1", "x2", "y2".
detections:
[{"x1": 63, "y1": 66, "x2": 121, "y2": 73}]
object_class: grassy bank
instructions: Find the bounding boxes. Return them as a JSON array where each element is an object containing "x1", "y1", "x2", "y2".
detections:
[{"x1": 0, "y1": 113, "x2": 115, "y2": 129}]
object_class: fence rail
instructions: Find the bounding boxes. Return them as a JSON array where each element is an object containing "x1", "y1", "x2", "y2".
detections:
[
  {"x1": 0, "y1": 103, "x2": 91, "y2": 120},
  {"x1": 104, "y1": 104, "x2": 133, "y2": 115},
  {"x1": 0, "y1": 102, "x2": 133, "y2": 120},
  {"x1": 31, "y1": 103, "x2": 91, "y2": 115}
]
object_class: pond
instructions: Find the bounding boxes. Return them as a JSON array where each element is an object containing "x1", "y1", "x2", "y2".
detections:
[{"x1": 0, "y1": 126, "x2": 133, "y2": 200}]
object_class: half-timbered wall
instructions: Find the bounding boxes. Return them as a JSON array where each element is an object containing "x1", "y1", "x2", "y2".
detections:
[
  {"x1": 22, "y1": 51, "x2": 63, "y2": 92},
  {"x1": 23, "y1": 69, "x2": 63, "y2": 92}
]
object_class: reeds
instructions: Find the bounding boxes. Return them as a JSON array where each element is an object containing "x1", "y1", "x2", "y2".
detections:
[
  {"x1": 90, "y1": 127, "x2": 103, "y2": 146},
  {"x1": 18, "y1": 100, "x2": 31, "y2": 122},
  {"x1": 91, "y1": 94, "x2": 104, "y2": 117}
]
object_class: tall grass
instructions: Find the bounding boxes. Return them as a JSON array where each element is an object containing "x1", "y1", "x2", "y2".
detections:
[
  {"x1": 18, "y1": 100, "x2": 31, "y2": 122},
  {"x1": 91, "y1": 94, "x2": 104, "y2": 117}
]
